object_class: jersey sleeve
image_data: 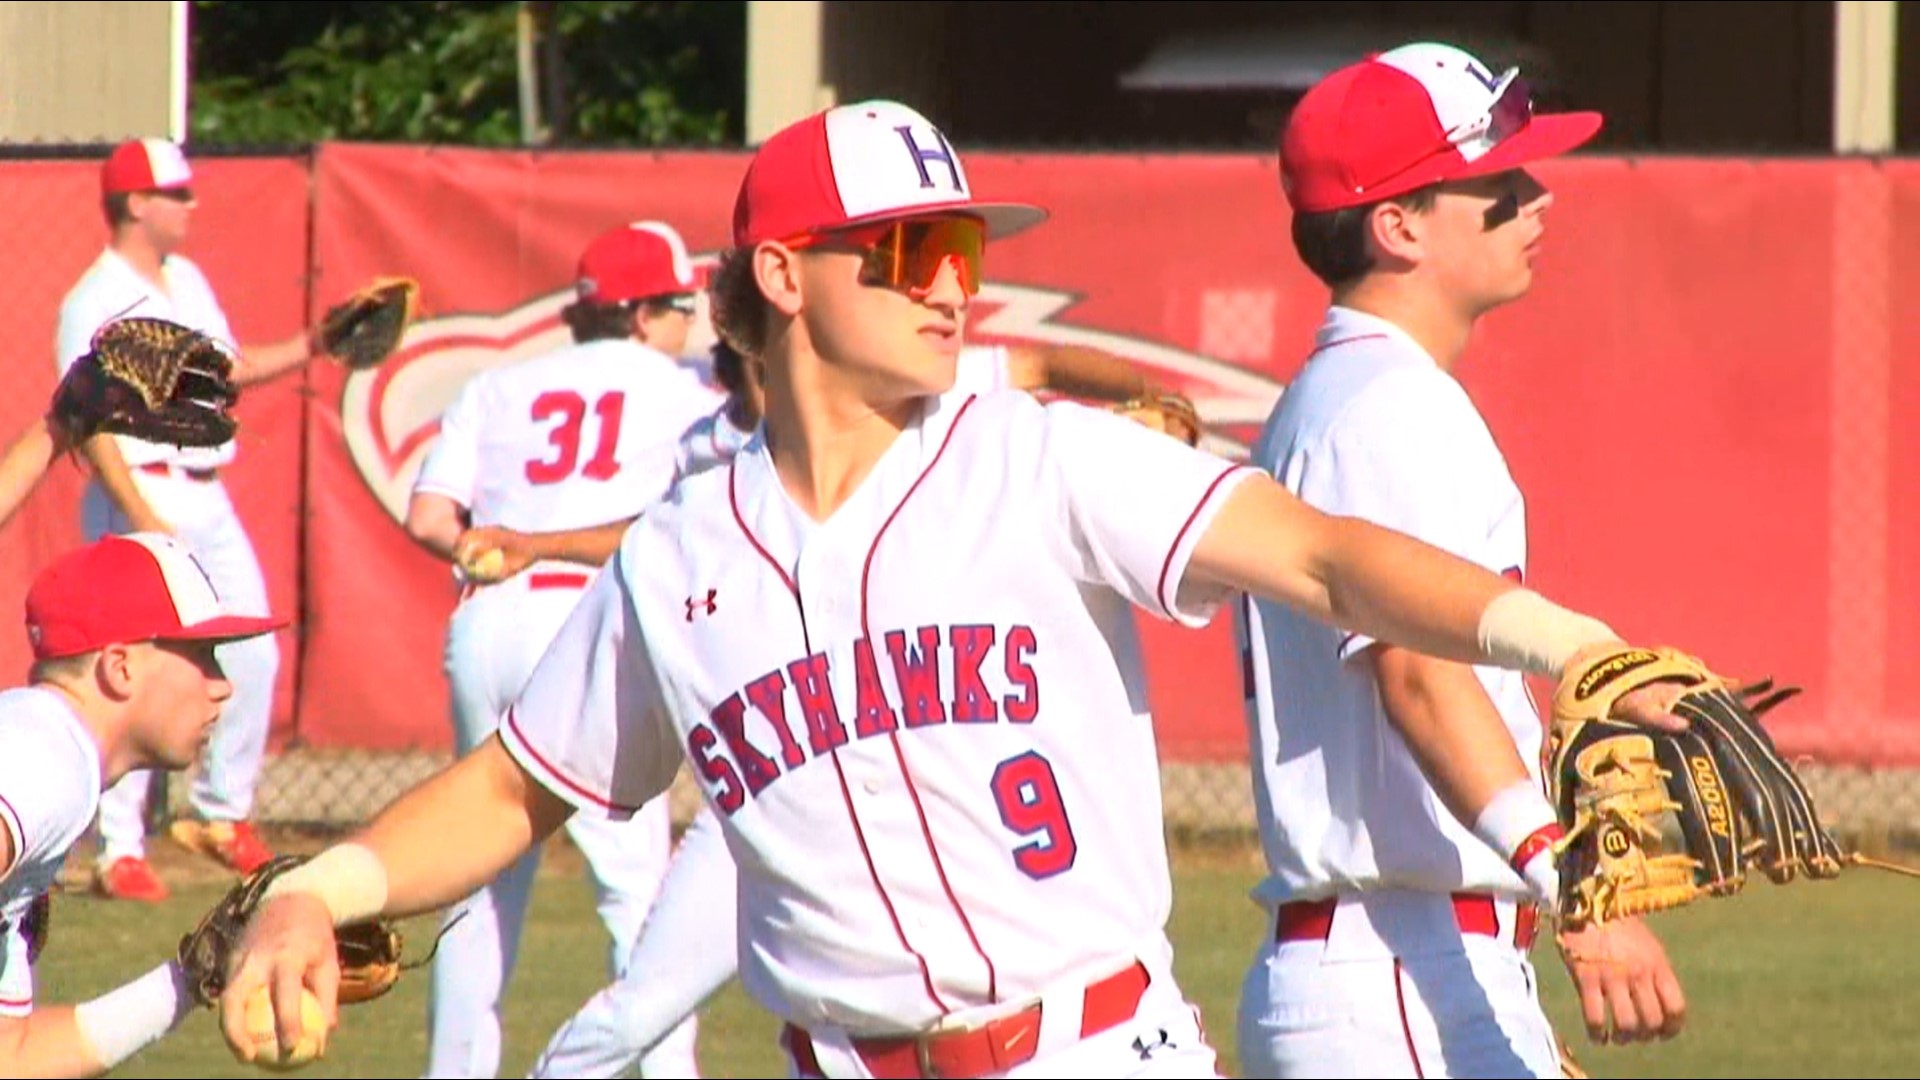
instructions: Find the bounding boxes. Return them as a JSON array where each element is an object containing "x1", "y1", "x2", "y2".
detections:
[
  {"x1": 1301, "y1": 368, "x2": 1500, "y2": 660},
  {"x1": 411, "y1": 378, "x2": 486, "y2": 506},
  {"x1": 174, "y1": 258, "x2": 238, "y2": 350},
  {"x1": 496, "y1": 548, "x2": 683, "y2": 818},
  {"x1": 1041, "y1": 399, "x2": 1256, "y2": 628},
  {"x1": 0, "y1": 725, "x2": 88, "y2": 880},
  {"x1": 53, "y1": 289, "x2": 108, "y2": 376}
]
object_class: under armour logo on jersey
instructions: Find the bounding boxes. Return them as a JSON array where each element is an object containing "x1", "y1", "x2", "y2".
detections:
[
  {"x1": 895, "y1": 125, "x2": 963, "y2": 192},
  {"x1": 685, "y1": 589, "x2": 717, "y2": 621}
]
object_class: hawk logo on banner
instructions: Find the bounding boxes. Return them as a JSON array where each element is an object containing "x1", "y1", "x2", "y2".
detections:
[{"x1": 338, "y1": 264, "x2": 1287, "y2": 528}]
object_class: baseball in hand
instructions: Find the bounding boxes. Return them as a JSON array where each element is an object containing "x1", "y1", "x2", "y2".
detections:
[
  {"x1": 463, "y1": 546, "x2": 507, "y2": 583},
  {"x1": 234, "y1": 986, "x2": 327, "y2": 1071}
]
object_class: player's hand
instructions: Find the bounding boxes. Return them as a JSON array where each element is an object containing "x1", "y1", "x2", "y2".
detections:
[
  {"x1": 453, "y1": 526, "x2": 536, "y2": 584},
  {"x1": 1555, "y1": 916, "x2": 1687, "y2": 1045},
  {"x1": 1562, "y1": 641, "x2": 1689, "y2": 733},
  {"x1": 217, "y1": 893, "x2": 341, "y2": 1063}
]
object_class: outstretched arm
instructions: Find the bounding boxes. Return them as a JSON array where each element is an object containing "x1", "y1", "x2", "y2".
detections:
[
  {"x1": 230, "y1": 330, "x2": 322, "y2": 389},
  {"x1": 216, "y1": 735, "x2": 573, "y2": 1061},
  {"x1": 1189, "y1": 473, "x2": 1636, "y2": 685},
  {"x1": 1006, "y1": 344, "x2": 1153, "y2": 403},
  {"x1": 0, "y1": 421, "x2": 60, "y2": 531}
]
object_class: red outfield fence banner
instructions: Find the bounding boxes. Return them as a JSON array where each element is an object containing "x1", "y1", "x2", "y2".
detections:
[{"x1": 1, "y1": 144, "x2": 1916, "y2": 769}]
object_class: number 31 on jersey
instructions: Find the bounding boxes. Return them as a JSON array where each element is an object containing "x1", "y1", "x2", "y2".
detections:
[{"x1": 527, "y1": 389, "x2": 626, "y2": 484}]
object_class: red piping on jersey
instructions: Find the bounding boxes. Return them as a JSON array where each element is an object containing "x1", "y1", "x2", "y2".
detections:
[
  {"x1": 728, "y1": 461, "x2": 801, "y2": 599},
  {"x1": 1394, "y1": 957, "x2": 1428, "y2": 1078},
  {"x1": 728, "y1": 459, "x2": 952, "y2": 1014},
  {"x1": 0, "y1": 792, "x2": 24, "y2": 867},
  {"x1": 502, "y1": 706, "x2": 645, "y2": 815},
  {"x1": 1155, "y1": 463, "x2": 1251, "y2": 620},
  {"x1": 856, "y1": 393, "x2": 1002, "y2": 1007},
  {"x1": 0, "y1": 995, "x2": 29, "y2": 1009},
  {"x1": 1308, "y1": 332, "x2": 1391, "y2": 361}
]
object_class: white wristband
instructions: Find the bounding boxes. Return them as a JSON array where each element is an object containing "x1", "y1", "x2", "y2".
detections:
[
  {"x1": 1472, "y1": 779, "x2": 1565, "y2": 904},
  {"x1": 1476, "y1": 588, "x2": 1620, "y2": 678},
  {"x1": 72, "y1": 960, "x2": 194, "y2": 1071},
  {"x1": 261, "y1": 842, "x2": 390, "y2": 926}
]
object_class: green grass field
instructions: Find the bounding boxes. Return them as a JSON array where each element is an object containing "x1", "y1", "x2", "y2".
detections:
[{"x1": 34, "y1": 841, "x2": 1920, "y2": 1078}]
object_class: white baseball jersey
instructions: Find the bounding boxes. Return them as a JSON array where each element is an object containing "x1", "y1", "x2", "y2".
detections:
[
  {"x1": 1237, "y1": 305, "x2": 1540, "y2": 906},
  {"x1": 414, "y1": 338, "x2": 724, "y2": 534},
  {"x1": 55, "y1": 248, "x2": 239, "y2": 471},
  {"x1": 0, "y1": 688, "x2": 105, "y2": 1016},
  {"x1": 498, "y1": 378, "x2": 1254, "y2": 1035}
]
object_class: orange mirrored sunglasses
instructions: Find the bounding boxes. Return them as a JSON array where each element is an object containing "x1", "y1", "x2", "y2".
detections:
[{"x1": 784, "y1": 215, "x2": 986, "y2": 298}]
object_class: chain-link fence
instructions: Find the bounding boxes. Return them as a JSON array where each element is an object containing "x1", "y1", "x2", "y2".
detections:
[{"x1": 137, "y1": 750, "x2": 1920, "y2": 860}]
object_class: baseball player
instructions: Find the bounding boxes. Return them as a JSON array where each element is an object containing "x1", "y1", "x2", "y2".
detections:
[
  {"x1": 483, "y1": 332, "x2": 1179, "y2": 1078},
  {"x1": 214, "y1": 100, "x2": 1698, "y2": 1080},
  {"x1": 1233, "y1": 43, "x2": 1687, "y2": 1078},
  {"x1": 0, "y1": 531, "x2": 286, "y2": 1077},
  {"x1": 403, "y1": 219, "x2": 723, "y2": 1079},
  {"x1": 53, "y1": 137, "x2": 334, "y2": 901}
]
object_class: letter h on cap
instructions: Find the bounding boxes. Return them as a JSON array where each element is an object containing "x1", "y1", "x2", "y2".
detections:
[{"x1": 894, "y1": 125, "x2": 963, "y2": 193}]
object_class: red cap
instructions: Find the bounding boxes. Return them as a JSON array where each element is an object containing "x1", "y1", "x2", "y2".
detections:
[
  {"x1": 731, "y1": 100, "x2": 1047, "y2": 248},
  {"x1": 25, "y1": 534, "x2": 287, "y2": 661},
  {"x1": 1279, "y1": 42, "x2": 1602, "y2": 214},
  {"x1": 102, "y1": 138, "x2": 194, "y2": 196},
  {"x1": 576, "y1": 221, "x2": 700, "y2": 304}
]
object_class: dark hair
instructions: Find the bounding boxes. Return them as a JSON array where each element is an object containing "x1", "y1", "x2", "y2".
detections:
[
  {"x1": 560, "y1": 295, "x2": 687, "y2": 345},
  {"x1": 1290, "y1": 185, "x2": 1440, "y2": 289},
  {"x1": 103, "y1": 192, "x2": 133, "y2": 227},
  {"x1": 707, "y1": 246, "x2": 771, "y2": 359},
  {"x1": 561, "y1": 299, "x2": 639, "y2": 343},
  {"x1": 710, "y1": 339, "x2": 748, "y2": 396}
]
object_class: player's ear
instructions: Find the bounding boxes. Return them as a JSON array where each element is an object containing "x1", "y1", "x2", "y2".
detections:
[
  {"x1": 1366, "y1": 200, "x2": 1424, "y2": 266},
  {"x1": 752, "y1": 242, "x2": 805, "y2": 318},
  {"x1": 95, "y1": 642, "x2": 139, "y2": 700}
]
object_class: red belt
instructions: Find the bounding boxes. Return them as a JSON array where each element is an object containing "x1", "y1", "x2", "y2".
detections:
[
  {"x1": 137, "y1": 462, "x2": 217, "y2": 482},
  {"x1": 459, "y1": 570, "x2": 590, "y2": 601},
  {"x1": 1276, "y1": 892, "x2": 1538, "y2": 951},
  {"x1": 783, "y1": 960, "x2": 1150, "y2": 1079}
]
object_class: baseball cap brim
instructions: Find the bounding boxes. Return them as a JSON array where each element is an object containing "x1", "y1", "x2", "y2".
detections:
[
  {"x1": 1451, "y1": 111, "x2": 1604, "y2": 184},
  {"x1": 159, "y1": 613, "x2": 290, "y2": 647},
  {"x1": 827, "y1": 199, "x2": 1050, "y2": 243}
]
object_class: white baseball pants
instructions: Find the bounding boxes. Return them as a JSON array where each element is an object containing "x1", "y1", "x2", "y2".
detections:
[
  {"x1": 83, "y1": 470, "x2": 278, "y2": 861},
  {"x1": 1236, "y1": 889, "x2": 1567, "y2": 1078},
  {"x1": 423, "y1": 568, "x2": 695, "y2": 1079},
  {"x1": 526, "y1": 804, "x2": 737, "y2": 1078}
]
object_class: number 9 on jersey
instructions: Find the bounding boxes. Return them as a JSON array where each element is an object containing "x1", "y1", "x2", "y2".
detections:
[{"x1": 992, "y1": 750, "x2": 1077, "y2": 879}]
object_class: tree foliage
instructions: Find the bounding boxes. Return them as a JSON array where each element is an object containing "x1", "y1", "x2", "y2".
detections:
[{"x1": 188, "y1": 1, "x2": 744, "y2": 148}]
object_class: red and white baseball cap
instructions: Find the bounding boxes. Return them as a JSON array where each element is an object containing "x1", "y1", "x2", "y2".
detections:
[
  {"x1": 1279, "y1": 42, "x2": 1602, "y2": 214},
  {"x1": 576, "y1": 220, "x2": 701, "y2": 304},
  {"x1": 24, "y1": 533, "x2": 287, "y2": 661},
  {"x1": 102, "y1": 137, "x2": 194, "y2": 196},
  {"x1": 731, "y1": 100, "x2": 1047, "y2": 248}
]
